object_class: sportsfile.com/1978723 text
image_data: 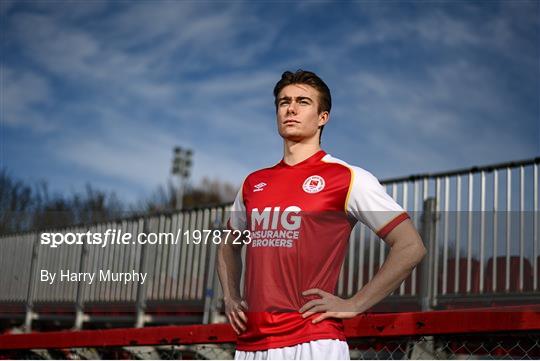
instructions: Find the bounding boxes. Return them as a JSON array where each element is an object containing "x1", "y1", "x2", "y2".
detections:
[{"x1": 39, "y1": 229, "x2": 252, "y2": 248}]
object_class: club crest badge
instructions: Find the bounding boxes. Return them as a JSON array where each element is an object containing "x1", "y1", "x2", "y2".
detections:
[{"x1": 302, "y1": 175, "x2": 325, "y2": 194}]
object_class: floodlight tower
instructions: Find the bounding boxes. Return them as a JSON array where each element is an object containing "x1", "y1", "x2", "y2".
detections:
[{"x1": 171, "y1": 146, "x2": 193, "y2": 210}]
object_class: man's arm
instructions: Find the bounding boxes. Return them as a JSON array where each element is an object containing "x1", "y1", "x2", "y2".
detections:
[
  {"x1": 348, "y1": 218, "x2": 426, "y2": 313},
  {"x1": 217, "y1": 240, "x2": 247, "y2": 334},
  {"x1": 300, "y1": 218, "x2": 426, "y2": 323}
]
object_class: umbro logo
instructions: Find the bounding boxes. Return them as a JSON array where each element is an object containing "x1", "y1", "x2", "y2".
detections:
[{"x1": 253, "y1": 182, "x2": 267, "y2": 192}]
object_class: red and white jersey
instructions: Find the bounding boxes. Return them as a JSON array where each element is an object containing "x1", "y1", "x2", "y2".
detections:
[{"x1": 228, "y1": 150, "x2": 408, "y2": 351}]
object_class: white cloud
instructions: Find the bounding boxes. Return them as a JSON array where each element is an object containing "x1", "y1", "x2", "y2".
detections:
[
  {"x1": 5, "y1": 5, "x2": 280, "y2": 130},
  {"x1": 1, "y1": 66, "x2": 55, "y2": 131},
  {"x1": 335, "y1": 52, "x2": 536, "y2": 174},
  {"x1": 50, "y1": 105, "x2": 253, "y2": 195},
  {"x1": 100, "y1": 2, "x2": 279, "y2": 70}
]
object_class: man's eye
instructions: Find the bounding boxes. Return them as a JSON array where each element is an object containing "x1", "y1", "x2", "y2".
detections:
[
  {"x1": 300, "y1": 100, "x2": 309, "y2": 105},
  {"x1": 279, "y1": 101, "x2": 289, "y2": 106}
]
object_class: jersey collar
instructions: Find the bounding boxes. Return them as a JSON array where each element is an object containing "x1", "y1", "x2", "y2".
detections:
[{"x1": 278, "y1": 150, "x2": 327, "y2": 169}]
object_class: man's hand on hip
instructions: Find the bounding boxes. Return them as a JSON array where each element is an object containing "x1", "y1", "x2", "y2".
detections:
[
  {"x1": 224, "y1": 296, "x2": 248, "y2": 335},
  {"x1": 299, "y1": 288, "x2": 361, "y2": 324}
]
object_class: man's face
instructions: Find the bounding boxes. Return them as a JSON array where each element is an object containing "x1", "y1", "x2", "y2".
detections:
[{"x1": 276, "y1": 84, "x2": 328, "y2": 143}]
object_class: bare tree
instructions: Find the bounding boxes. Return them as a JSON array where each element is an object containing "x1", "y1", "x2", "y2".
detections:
[
  {"x1": 0, "y1": 169, "x2": 124, "y2": 234},
  {"x1": 139, "y1": 177, "x2": 238, "y2": 214}
]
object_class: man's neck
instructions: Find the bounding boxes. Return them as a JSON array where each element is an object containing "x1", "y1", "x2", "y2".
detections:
[{"x1": 282, "y1": 141, "x2": 322, "y2": 166}]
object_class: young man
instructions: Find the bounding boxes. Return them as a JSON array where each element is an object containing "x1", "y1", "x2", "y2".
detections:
[{"x1": 218, "y1": 70, "x2": 426, "y2": 360}]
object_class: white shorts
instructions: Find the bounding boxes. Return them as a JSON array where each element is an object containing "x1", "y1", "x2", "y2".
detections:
[{"x1": 234, "y1": 339, "x2": 350, "y2": 360}]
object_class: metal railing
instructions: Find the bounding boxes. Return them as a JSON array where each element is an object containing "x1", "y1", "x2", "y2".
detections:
[
  {"x1": 337, "y1": 158, "x2": 539, "y2": 307},
  {"x1": 0, "y1": 157, "x2": 538, "y2": 330},
  {"x1": 2, "y1": 306, "x2": 539, "y2": 360}
]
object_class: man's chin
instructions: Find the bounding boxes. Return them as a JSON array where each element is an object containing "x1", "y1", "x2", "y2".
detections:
[
  {"x1": 278, "y1": 129, "x2": 301, "y2": 140},
  {"x1": 281, "y1": 134, "x2": 304, "y2": 142}
]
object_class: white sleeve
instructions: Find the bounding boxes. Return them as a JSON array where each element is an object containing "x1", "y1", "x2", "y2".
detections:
[
  {"x1": 346, "y1": 166, "x2": 409, "y2": 238},
  {"x1": 227, "y1": 187, "x2": 247, "y2": 231}
]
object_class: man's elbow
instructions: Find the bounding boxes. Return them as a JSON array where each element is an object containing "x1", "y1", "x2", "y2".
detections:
[
  {"x1": 413, "y1": 240, "x2": 427, "y2": 265},
  {"x1": 218, "y1": 240, "x2": 243, "y2": 255}
]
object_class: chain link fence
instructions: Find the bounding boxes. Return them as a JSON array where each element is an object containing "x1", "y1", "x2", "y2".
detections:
[{"x1": 349, "y1": 333, "x2": 540, "y2": 360}]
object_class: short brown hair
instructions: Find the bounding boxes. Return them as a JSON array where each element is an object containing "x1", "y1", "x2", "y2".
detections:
[{"x1": 273, "y1": 70, "x2": 331, "y2": 143}]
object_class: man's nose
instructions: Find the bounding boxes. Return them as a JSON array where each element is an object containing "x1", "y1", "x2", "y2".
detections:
[{"x1": 287, "y1": 101, "x2": 297, "y2": 114}]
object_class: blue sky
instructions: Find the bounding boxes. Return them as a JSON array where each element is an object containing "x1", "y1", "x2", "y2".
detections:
[{"x1": 1, "y1": 0, "x2": 539, "y2": 204}]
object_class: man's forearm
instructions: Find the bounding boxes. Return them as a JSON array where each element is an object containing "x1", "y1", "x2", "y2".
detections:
[
  {"x1": 217, "y1": 244, "x2": 243, "y2": 300},
  {"x1": 351, "y1": 241, "x2": 425, "y2": 313}
]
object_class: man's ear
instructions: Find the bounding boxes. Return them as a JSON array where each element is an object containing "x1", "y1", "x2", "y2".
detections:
[{"x1": 318, "y1": 111, "x2": 329, "y2": 127}]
